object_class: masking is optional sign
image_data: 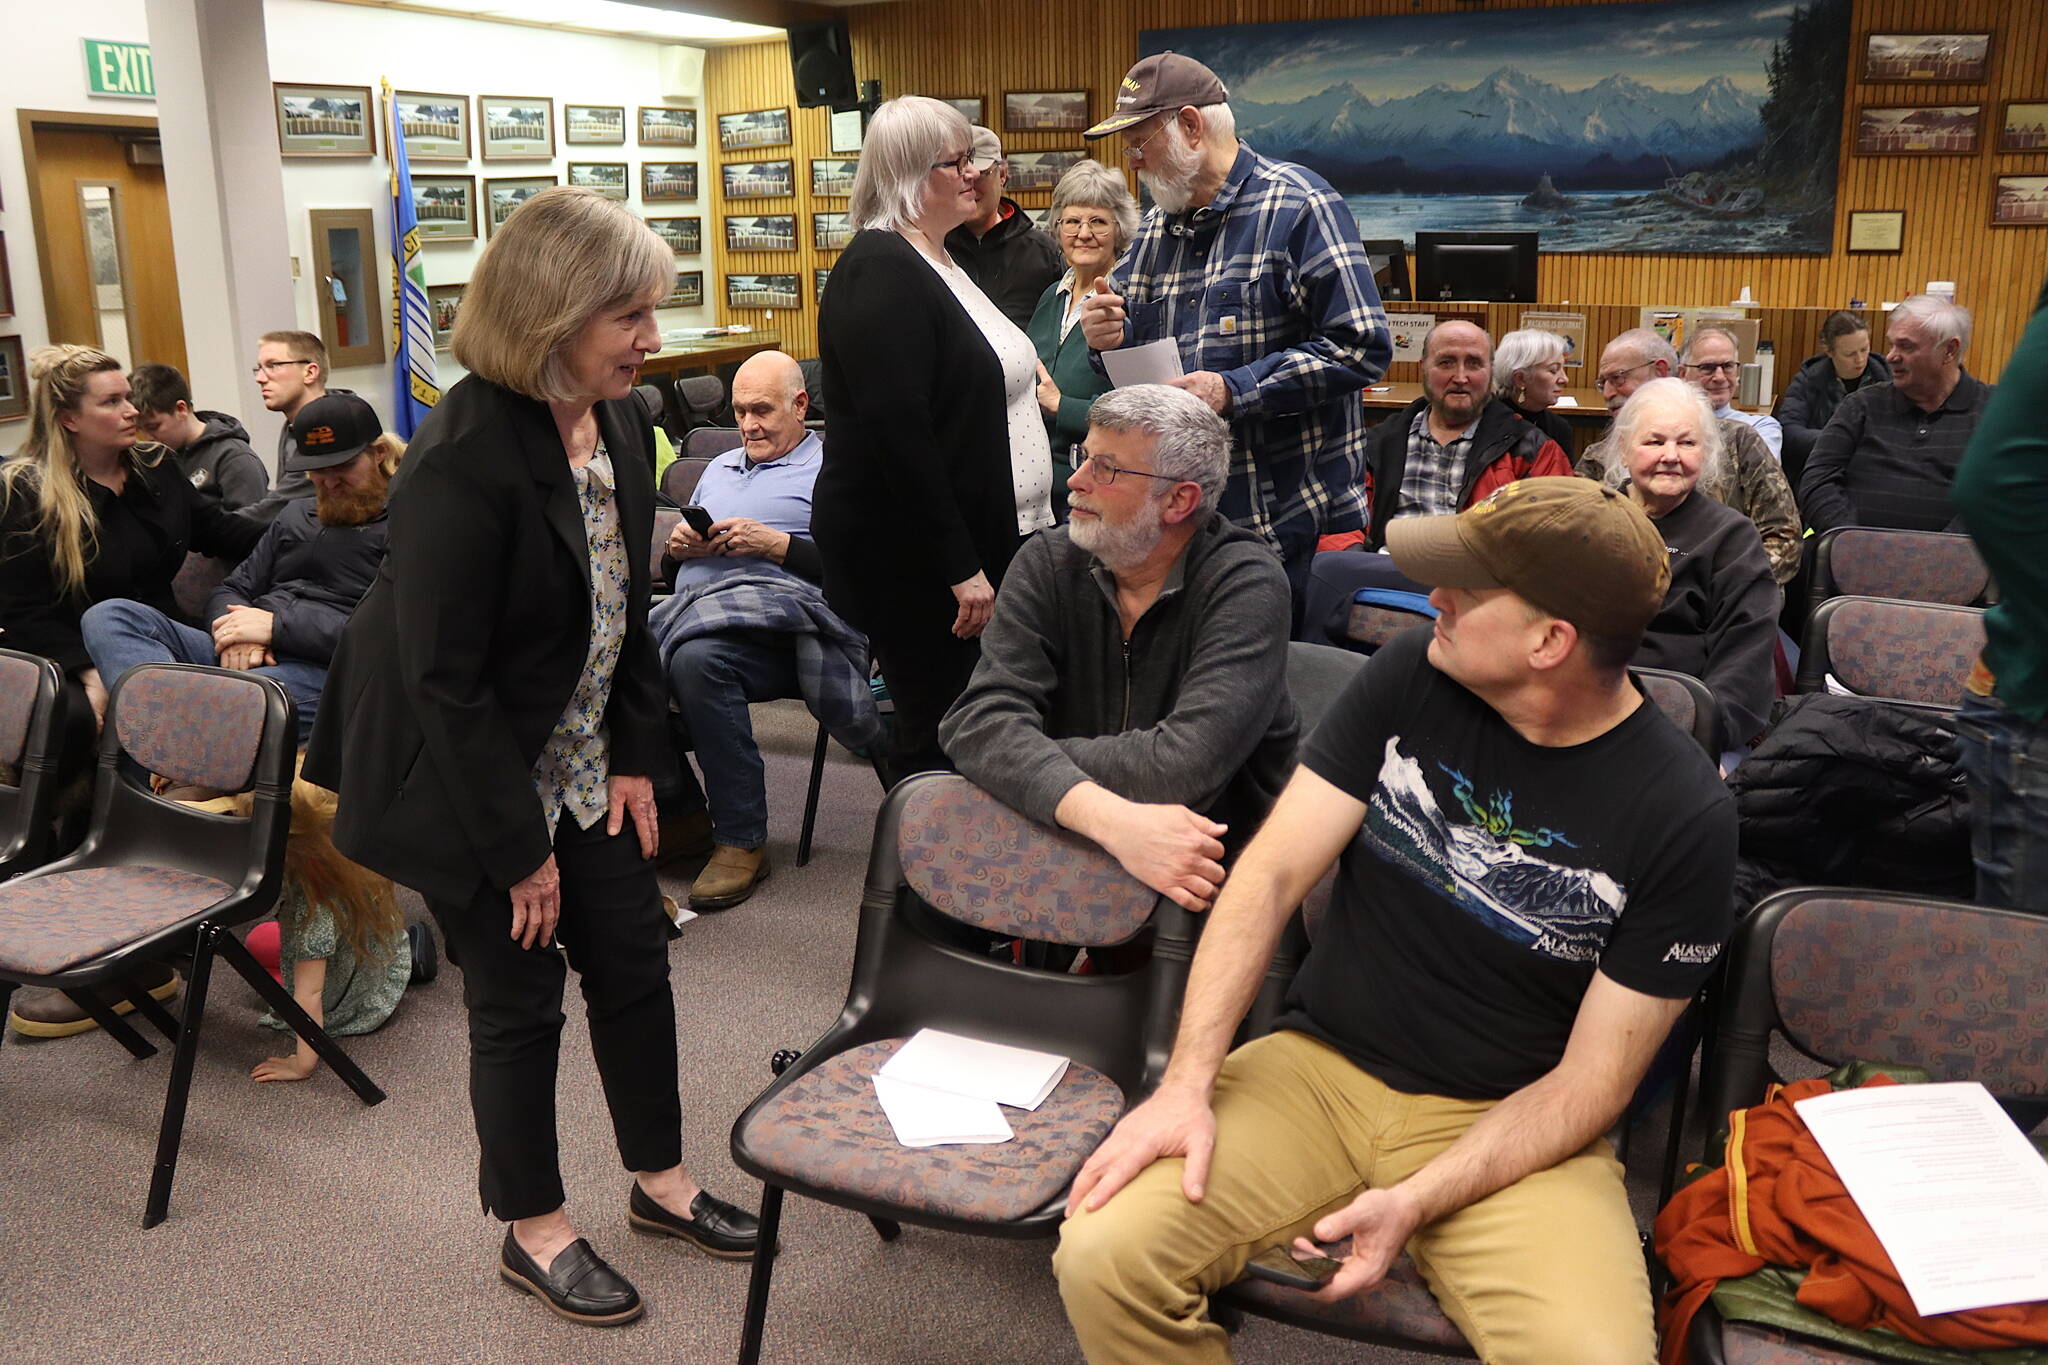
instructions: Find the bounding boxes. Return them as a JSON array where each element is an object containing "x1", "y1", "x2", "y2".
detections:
[{"x1": 84, "y1": 39, "x2": 155, "y2": 100}]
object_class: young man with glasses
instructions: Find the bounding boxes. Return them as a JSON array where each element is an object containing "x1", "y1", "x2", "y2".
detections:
[
  {"x1": 943, "y1": 126, "x2": 1062, "y2": 330},
  {"x1": 249, "y1": 329, "x2": 342, "y2": 520},
  {"x1": 940, "y1": 385, "x2": 1297, "y2": 910}
]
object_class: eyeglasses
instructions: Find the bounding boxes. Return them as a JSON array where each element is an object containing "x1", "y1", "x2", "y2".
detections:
[
  {"x1": 1595, "y1": 360, "x2": 1655, "y2": 391},
  {"x1": 1120, "y1": 119, "x2": 1174, "y2": 162},
  {"x1": 1057, "y1": 214, "x2": 1116, "y2": 239},
  {"x1": 1684, "y1": 360, "x2": 1740, "y2": 376},
  {"x1": 250, "y1": 359, "x2": 310, "y2": 377},
  {"x1": 929, "y1": 153, "x2": 976, "y2": 176},
  {"x1": 1074, "y1": 448, "x2": 1180, "y2": 487}
]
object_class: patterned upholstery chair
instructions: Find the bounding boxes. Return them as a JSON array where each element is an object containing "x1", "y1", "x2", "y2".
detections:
[
  {"x1": 1634, "y1": 665, "x2": 1722, "y2": 757},
  {"x1": 170, "y1": 551, "x2": 235, "y2": 622},
  {"x1": 1811, "y1": 527, "x2": 1993, "y2": 610},
  {"x1": 1796, "y1": 596, "x2": 1984, "y2": 710},
  {"x1": 727, "y1": 772, "x2": 1199, "y2": 1365},
  {"x1": 660, "y1": 452, "x2": 717, "y2": 503},
  {"x1": 0, "y1": 663, "x2": 385, "y2": 1226},
  {"x1": 0, "y1": 650, "x2": 68, "y2": 881},
  {"x1": 1680, "y1": 889, "x2": 2048, "y2": 1364}
]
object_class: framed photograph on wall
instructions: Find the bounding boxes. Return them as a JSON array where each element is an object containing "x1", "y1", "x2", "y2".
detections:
[
  {"x1": 409, "y1": 175, "x2": 477, "y2": 241},
  {"x1": 721, "y1": 160, "x2": 794, "y2": 200},
  {"x1": 1863, "y1": 33, "x2": 1994, "y2": 84},
  {"x1": 829, "y1": 108, "x2": 862, "y2": 154},
  {"x1": 0, "y1": 232, "x2": 12, "y2": 317},
  {"x1": 718, "y1": 107, "x2": 791, "y2": 152},
  {"x1": 1846, "y1": 210, "x2": 1905, "y2": 253},
  {"x1": 478, "y1": 95, "x2": 555, "y2": 160},
  {"x1": 1003, "y1": 90, "x2": 1089, "y2": 134},
  {"x1": 426, "y1": 283, "x2": 465, "y2": 349},
  {"x1": 1999, "y1": 101, "x2": 2048, "y2": 152},
  {"x1": 640, "y1": 106, "x2": 698, "y2": 147},
  {"x1": 642, "y1": 162, "x2": 699, "y2": 201},
  {"x1": 1856, "y1": 105, "x2": 1982, "y2": 156},
  {"x1": 938, "y1": 97, "x2": 985, "y2": 126},
  {"x1": 567, "y1": 162, "x2": 629, "y2": 201},
  {"x1": 274, "y1": 83, "x2": 376, "y2": 157},
  {"x1": 646, "y1": 215, "x2": 702, "y2": 254},
  {"x1": 485, "y1": 176, "x2": 556, "y2": 235},
  {"x1": 726, "y1": 273, "x2": 800, "y2": 310},
  {"x1": 1006, "y1": 149, "x2": 1089, "y2": 193},
  {"x1": 814, "y1": 267, "x2": 831, "y2": 304},
  {"x1": 1992, "y1": 176, "x2": 2048, "y2": 228},
  {"x1": 812, "y1": 211, "x2": 853, "y2": 251},
  {"x1": 390, "y1": 90, "x2": 469, "y2": 161},
  {"x1": 725, "y1": 215, "x2": 796, "y2": 251},
  {"x1": 663, "y1": 272, "x2": 704, "y2": 309},
  {"x1": 811, "y1": 158, "x2": 858, "y2": 196},
  {"x1": 0, "y1": 335, "x2": 26, "y2": 421},
  {"x1": 564, "y1": 104, "x2": 625, "y2": 145}
]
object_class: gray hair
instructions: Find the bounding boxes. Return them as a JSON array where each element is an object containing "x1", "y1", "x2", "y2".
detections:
[
  {"x1": 1604, "y1": 376, "x2": 1726, "y2": 493},
  {"x1": 1049, "y1": 160, "x2": 1141, "y2": 257},
  {"x1": 849, "y1": 96, "x2": 972, "y2": 233},
  {"x1": 1492, "y1": 328, "x2": 1566, "y2": 399},
  {"x1": 1679, "y1": 326, "x2": 1743, "y2": 366},
  {"x1": 1888, "y1": 293, "x2": 1972, "y2": 358},
  {"x1": 1606, "y1": 327, "x2": 1679, "y2": 372},
  {"x1": 1194, "y1": 101, "x2": 1237, "y2": 146},
  {"x1": 1085, "y1": 385, "x2": 1230, "y2": 514}
]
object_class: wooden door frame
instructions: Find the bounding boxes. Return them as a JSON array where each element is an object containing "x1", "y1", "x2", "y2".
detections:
[{"x1": 18, "y1": 109, "x2": 162, "y2": 350}]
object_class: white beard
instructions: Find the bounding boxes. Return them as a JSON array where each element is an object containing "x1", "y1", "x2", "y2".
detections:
[{"x1": 1137, "y1": 124, "x2": 1206, "y2": 215}]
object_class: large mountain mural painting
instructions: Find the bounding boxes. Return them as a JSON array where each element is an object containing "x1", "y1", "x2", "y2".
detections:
[{"x1": 1143, "y1": 0, "x2": 1850, "y2": 255}]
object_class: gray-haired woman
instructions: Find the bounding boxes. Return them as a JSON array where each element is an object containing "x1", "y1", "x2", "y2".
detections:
[
  {"x1": 1493, "y1": 327, "x2": 1574, "y2": 447},
  {"x1": 1026, "y1": 160, "x2": 1141, "y2": 517}
]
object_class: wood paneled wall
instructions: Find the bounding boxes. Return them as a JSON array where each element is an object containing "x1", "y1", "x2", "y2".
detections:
[{"x1": 706, "y1": 0, "x2": 2048, "y2": 377}]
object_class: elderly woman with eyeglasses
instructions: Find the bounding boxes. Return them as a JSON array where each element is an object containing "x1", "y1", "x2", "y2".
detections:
[
  {"x1": 813, "y1": 95, "x2": 1057, "y2": 783},
  {"x1": 1026, "y1": 160, "x2": 1141, "y2": 519}
]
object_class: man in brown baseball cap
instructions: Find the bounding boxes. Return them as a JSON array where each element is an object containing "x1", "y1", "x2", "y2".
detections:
[{"x1": 1056, "y1": 478, "x2": 1734, "y2": 1365}]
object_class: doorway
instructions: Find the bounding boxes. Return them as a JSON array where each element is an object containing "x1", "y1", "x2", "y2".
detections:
[{"x1": 21, "y1": 112, "x2": 188, "y2": 375}]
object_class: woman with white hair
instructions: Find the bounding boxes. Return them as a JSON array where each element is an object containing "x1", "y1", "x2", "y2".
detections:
[
  {"x1": 1028, "y1": 159, "x2": 1141, "y2": 517},
  {"x1": 1493, "y1": 327, "x2": 1574, "y2": 447},
  {"x1": 813, "y1": 95, "x2": 1057, "y2": 782},
  {"x1": 1605, "y1": 377, "x2": 1780, "y2": 751}
]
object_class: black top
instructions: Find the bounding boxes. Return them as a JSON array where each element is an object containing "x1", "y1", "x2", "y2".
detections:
[
  {"x1": 943, "y1": 199, "x2": 1063, "y2": 331},
  {"x1": 208, "y1": 498, "x2": 389, "y2": 666},
  {"x1": 813, "y1": 228, "x2": 1026, "y2": 629},
  {"x1": 0, "y1": 454, "x2": 264, "y2": 675},
  {"x1": 1505, "y1": 399, "x2": 1575, "y2": 450},
  {"x1": 302, "y1": 376, "x2": 667, "y2": 906},
  {"x1": 1281, "y1": 628, "x2": 1734, "y2": 1101},
  {"x1": 1773, "y1": 351, "x2": 1891, "y2": 484},
  {"x1": 1633, "y1": 489, "x2": 1782, "y2": 748},
  {"x1": 1797, "y1": 372, "x2": 1993, "y2": 535}
]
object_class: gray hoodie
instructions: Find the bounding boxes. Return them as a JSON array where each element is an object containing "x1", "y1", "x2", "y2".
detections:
[{"x1": 175, "y1": 411, "x2": 272, "y2": 513}]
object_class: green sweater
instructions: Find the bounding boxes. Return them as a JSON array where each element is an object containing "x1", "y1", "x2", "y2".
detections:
[
  {"x1": 1952, "y1": 302, "x2": 2048, "y2": 722},
  {"x1": 1024, "y1": 274, "x2": 1114, "y2": 462}
]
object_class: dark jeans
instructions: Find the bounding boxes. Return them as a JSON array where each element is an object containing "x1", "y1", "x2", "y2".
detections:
[
  {"x1": 427, "y1": 813, "x2": 683, "y2": 1221},
  {"x1": 1956, "y1": 690, "x2": 2048, "y2": 915},
  {"x1": 665, "y1": 630, "x2": 800, "y2": 848}
]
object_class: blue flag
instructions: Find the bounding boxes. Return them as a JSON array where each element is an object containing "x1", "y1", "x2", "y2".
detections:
[{"x1": 385, "y1": 78, "x2": 439, "y2": 437}]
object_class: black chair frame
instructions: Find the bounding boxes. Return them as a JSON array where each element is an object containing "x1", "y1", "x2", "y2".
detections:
[{"x1": 0, "y1": 650, "x2": 69, "y2": 881}]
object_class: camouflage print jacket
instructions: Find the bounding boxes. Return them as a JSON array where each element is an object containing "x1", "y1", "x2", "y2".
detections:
[{"x1": 1579, "y1": 417, "x2": 1801, "y2": 585}]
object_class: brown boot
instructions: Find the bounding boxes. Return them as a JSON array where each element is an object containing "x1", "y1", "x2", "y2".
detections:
[
  {"x1": 656, "y1": 809, "x2": 715, "y2": 867},
  {"x1": 9, "y1": 962, "x2": 181, "y2": 1038},
  {"x1": 689, "y1": 844, "x2": 769, "y2": 912}
]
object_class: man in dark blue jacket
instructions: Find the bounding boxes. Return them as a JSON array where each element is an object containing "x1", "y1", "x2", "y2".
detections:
[{"x1": 81, "y1": 392, "x2": 394, "y2": 746}]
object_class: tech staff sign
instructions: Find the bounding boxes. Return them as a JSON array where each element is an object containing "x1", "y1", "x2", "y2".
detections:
[{"x1": 84, "y1": 39, "x2": 156, "y2": 100}]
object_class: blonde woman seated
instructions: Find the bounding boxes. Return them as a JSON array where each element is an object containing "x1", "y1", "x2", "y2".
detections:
[{"x1": 1603, "y1": 377, "x2": 1781, "y2": 751}]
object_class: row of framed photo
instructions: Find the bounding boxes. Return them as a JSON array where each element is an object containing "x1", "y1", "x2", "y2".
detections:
[
  {"x1": 411, "y1": 171, "x2": 705, "y2": 239},
  {"x1": 1856, "y1": 101, "x2": 2048, "y2": 157},
  {"x1": 423, "y1": 269, "x2": 832, "y2": 343},
  {"x1": 276, "y1": 84, "x2": 704, "y2": 159},
  {"x1": 1859, "y1": 32, "x2": 1998, "y2": 85}
]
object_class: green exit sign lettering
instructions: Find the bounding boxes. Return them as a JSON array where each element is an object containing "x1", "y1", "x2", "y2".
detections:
[{"x1": 84, "y1": 39, "x2": 155, "y2": 100}]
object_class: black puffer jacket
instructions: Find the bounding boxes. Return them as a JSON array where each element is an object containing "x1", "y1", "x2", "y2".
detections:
[
  {"x1": 1728, "y1": 693, "x2": 1971, "y2": 906},
  {"x1": 1774, "y1": 351, "x2": 1892, "y2": 485}
]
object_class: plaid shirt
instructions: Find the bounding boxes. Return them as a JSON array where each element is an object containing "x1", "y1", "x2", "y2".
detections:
[
  {"x1": 1394, "y1": 406, "x2": 1477, "y2": 520},
  {"x1": 1112, "y1": 145, "x2": 1390, "y2": 553}
]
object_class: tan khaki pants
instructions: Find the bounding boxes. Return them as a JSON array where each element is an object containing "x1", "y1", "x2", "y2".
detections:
[{"x1": 1054, "y1": 1030, "x2": 1655, "y2": 1365}]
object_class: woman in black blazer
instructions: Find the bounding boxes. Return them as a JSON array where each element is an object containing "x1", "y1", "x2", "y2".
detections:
[
  {"x1": 815, "y1": 96, "x2": 1057, "y2": 783},
  {"x1": 304, "y1": 188, "x2": 755, "y2": 1327}
]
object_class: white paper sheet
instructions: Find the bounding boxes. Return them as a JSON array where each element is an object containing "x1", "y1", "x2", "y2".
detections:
[
  {"x1": 1102, "y1": 338, "x2": 1185, "y2": 389},
  {"x1": 1552, "y1": 396, "x2": 1579, "y2": 408},
  {"x1": 876, "y1": 1027, "x2": 1071, "y2": 1111},
  {"x1": 1793, "y1": 1082, "x2": 2048, "y2": 1317},
  {"x1": 871, "y1": 1073, "x2": 1013, "y2": 1147}
]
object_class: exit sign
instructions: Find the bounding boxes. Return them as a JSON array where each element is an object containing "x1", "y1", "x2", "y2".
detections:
[{"x1": 84, "y1": 39, "x2": 155, "y2": 100}]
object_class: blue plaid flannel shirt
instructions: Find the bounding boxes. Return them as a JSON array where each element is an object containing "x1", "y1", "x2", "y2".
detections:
[{"x1": 1111, "y1": 145, "x2": 1391, "y2": 553}]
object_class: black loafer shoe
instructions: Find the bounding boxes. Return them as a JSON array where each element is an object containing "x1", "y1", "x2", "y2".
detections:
[
  {"x1": 498, "y1": 1231, "x2": 644, "y2": 1325},
  {"x1": 628, "y1": 1183, "x2": 760, "y2": 1260}
]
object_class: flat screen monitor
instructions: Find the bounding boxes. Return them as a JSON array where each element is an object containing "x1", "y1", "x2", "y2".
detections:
[
  {"x1": 1359, "y1": 238, "x2": 1412, "y2": 301},
  {"x1": 1414, "y1": 231, "x2": 1539, "y2": 303}
]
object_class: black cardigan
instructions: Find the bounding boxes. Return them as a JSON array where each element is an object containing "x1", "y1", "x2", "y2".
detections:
[
  {"x1": 302, "y1": 376, "x2": 667, "y2": 905},
  {"x1": 0, "y1": 453, "x2": 264, "y2": 675},
  {"x1": 812, "y1": 228, "x2": 1022, "y2": 629}
]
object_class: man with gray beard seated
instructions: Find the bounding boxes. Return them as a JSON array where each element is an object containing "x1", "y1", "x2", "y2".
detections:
[{"x1": 940, "y1": 385, "x2": 1298, "y2": 915}]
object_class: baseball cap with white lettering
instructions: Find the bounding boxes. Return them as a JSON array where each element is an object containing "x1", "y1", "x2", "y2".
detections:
[{"x1": 1084, "y1": 52, "x2": 1230, "y2": 139}]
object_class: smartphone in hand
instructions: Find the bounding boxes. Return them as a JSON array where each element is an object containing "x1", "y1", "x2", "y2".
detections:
[
  {"x1": 1243, "y1": 1244, "x2": 1343, "y2": 1292},
  {"x1": 680, "y1": 504, "x2": 717, "y2": 538}
]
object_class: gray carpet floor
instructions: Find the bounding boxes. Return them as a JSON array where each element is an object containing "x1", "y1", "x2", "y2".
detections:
[{"x1": 3, "y1": 702, "x2": 1704, "y2": 1365}]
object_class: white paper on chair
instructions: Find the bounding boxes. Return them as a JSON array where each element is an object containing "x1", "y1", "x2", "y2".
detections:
[
  {"x1": 1102, "y1": 338, "x2": 1185, "y2": 389},
  {"x1": 876, "y1": 1027, "x2": 1071, "y2": 1111},
  {"x1": 1793, "y1": 1082, "x2": 2048, "y2": 1317},
  {"x1": 872, "y1": 1073, "x2": 1013, "y2": 1147}
]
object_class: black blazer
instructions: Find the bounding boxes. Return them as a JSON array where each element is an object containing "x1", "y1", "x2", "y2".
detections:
[
  {"x1": 813, "y1": 228, "x2": 1023, "y2": 630},
  {"x1": 302, "y1": 376, "x2": 666, "y2": 906}
]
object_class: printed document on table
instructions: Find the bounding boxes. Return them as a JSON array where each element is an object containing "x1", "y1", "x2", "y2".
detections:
[
  {"x1": 876, "y1": 1027, "x2": 1070, "y2": 1111},
  {"x1": 872, "y1": 1073, "x2": 1012, "y2": 1147},
  {"x1": 1103, "y1": 338, "x2": 1185, "y2": 389},
  {"x1": 1793, "y1": 1081, "x2": 2048, "y2": 1316}
]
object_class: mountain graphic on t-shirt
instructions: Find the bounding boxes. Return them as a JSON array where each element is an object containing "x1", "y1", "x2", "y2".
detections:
[{"x1": 1363, "y1": 737, "x2": 1625, "y2": 963}]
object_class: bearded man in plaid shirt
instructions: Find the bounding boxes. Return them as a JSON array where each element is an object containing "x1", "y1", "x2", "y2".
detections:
[{"x1": 1080, "y1": 52, "x2": 1392, "y2": 601}]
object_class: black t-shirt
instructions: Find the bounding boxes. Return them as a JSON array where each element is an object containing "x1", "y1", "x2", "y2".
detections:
[{"x1": 1279, "y1": 628, "x2": 1736, "y2": 1101}]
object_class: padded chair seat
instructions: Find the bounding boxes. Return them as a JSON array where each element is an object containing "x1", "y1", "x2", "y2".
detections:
[
  {"x1": 0, "y1": 866, "x2": 233, "y2": 975},
  {"x1": 1225, "y1": 1241, "x2": 1469, "y2": 1352},
  {"x1": 739, "y1": 1037, "x2": 1125, "y2": 1223}
]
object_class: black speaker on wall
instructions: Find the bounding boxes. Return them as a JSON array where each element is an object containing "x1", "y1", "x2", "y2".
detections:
[{"x1": 789, "y1": 18, "x2": 857, "y2": 109}]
